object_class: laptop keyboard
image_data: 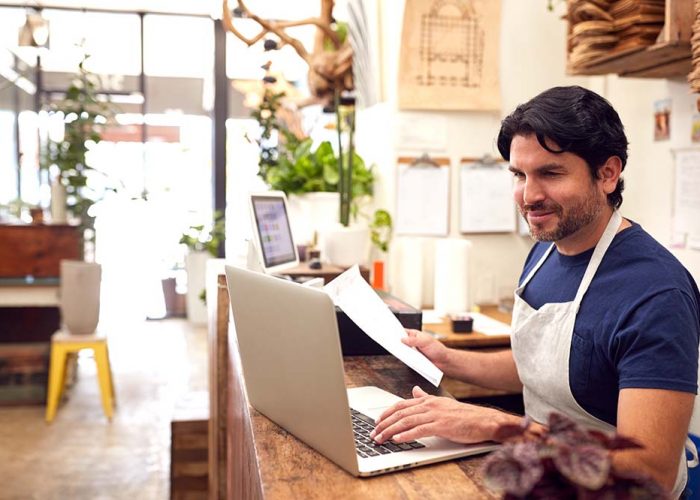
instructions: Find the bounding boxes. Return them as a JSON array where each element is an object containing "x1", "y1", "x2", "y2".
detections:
[{"x1": 350, "y1": 408, "x2": 426, "y2": 458}]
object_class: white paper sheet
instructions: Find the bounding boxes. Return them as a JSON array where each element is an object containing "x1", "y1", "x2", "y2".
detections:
[
  {"x1": 397, "y1": 114, "x2": 447, "y2": 151},
  {"x1": 674, "y1": 150, "x2": 700, "y2": 242},
  {"x1": 324, "y1": 266, "x2": 443, "y2": 386},
  {"x1": 460, "y1": 162, "x2": 516, "y2": 233},
  {"x1": 420, "y1": 309, "x2": 446, "y2": 324},
  {"x1": 396, "y1": 163, "x2": 450, "y2": 236},
  {"x1": 469, "y1": 312, "x2": 511, "y2": 336}
]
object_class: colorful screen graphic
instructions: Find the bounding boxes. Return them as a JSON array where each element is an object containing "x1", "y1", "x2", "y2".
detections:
[{"x1": 252, "y1": 196, "x2": 296, "y2": 268}]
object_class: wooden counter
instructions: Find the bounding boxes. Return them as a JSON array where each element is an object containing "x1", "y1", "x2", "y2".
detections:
[
  {"x1": 227, "y1": 353, "x2": 497, "y2": 499},
  {"x1": 208, "y1": 270, "x2": 511, "y2": 499},
  {"x1": 424, "y1": 305, "x2": 511, "y2": 350},
  {"x1": 282, "y1": 262, "x2": 370, "y2": 284}
]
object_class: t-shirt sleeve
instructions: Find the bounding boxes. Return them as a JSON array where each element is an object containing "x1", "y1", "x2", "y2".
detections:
[{"x1": 615, "y1": 289, "x2": 699, "y2": 394}]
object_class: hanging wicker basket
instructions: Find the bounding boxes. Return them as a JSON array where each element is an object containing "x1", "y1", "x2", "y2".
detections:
[{"x1": 688, "y1": 0, "x2": 700, "y2": 92}]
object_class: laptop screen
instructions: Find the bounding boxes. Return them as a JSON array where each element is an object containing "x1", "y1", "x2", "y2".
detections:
[{"x1": 250, "y1": 194, "x2": 297, "y2": 270}]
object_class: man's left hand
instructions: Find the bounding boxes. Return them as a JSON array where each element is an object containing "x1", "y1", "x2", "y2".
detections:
[{"x1": 370, "y1": 386, "x2": 519, "y2": 444}]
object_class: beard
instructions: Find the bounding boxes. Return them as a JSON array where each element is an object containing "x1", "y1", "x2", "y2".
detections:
[{"x1": 520, "y1": 190, "x2": 605, "y2": 242}]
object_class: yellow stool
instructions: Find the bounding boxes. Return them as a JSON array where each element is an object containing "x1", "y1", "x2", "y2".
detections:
[{"x1": 45, "y1": 330, "x2": 116, "y2": 423}]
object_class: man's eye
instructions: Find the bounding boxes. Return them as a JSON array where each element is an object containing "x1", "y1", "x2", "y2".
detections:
[{"x1": 512, "y1": 171, "x2": 525, "y2": 179}]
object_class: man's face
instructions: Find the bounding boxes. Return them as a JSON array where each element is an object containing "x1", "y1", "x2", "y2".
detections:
[{"x1": 509, "y1": 134, "x2": 608, "y2": 243}]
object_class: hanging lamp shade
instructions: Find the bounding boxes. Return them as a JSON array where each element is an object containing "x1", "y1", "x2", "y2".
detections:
[{"x1": 18, "y1": 12, "x2": 50, "y2": 48}]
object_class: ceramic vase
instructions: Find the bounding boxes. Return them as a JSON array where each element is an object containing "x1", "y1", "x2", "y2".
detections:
[
  {"x1": 60, "y1": 260, "x2": 101, "y2": 335},
  {"x1": 185, "y1": 250, "x2": 211, "y2": 325},
  {"x1": 51, "y1": 179, "x2": 68, "y2": 224},
  {"x1": 319, "y1": 223, "x2": 370, "y2": 268},
  {"x1": 287, "y1": 192, "x2": 340, "y2": 245}
]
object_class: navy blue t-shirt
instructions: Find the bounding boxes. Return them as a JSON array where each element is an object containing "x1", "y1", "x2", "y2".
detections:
[{"x1": 519, "y1": 221, "x2": 700, "y2": 426}]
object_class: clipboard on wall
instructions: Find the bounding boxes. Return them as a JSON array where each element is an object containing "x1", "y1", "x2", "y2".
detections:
[
  {"x1": 395, "y1": 154, "x2": 450, "y2": 236},
  {"x1": 459, "y1": 155, "x2": 517, "y2": 233}
]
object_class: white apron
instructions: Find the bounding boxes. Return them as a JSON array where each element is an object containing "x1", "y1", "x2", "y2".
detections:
[{"x1": 511, "y1": 210, "x2": 688, "y2": 497}]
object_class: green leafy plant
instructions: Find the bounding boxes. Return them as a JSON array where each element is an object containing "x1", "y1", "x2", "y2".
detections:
[
  {"x1": 369, "y1": 209, "x2": 393, "y2": 253},
  {"x1": 251, "y1": 88, "x2": 374, "y2": 220},
  {"x1": 41, "y1": 54, "x2": 118, "y2": 239},
  {"x1": 179, "y1": 211, "x2": 226, "y2": 257},
  {"x1": 482, "y1": 412, "x2": 665, "y2": 499}
]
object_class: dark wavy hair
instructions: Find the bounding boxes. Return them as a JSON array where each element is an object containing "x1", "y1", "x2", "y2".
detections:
[{"x1": 496, "y1": 86, "x2": 628, "y2": 209}]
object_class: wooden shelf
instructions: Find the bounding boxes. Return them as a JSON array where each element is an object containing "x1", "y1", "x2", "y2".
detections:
[
  {"x1": 567, "y1": 0, "x2": 693, "y2": 79},
  {"x1": 571, "y1": 40, "x2": 691, "y2": 78}
]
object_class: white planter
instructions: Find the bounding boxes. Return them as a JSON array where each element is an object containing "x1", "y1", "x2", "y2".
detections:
[
  {"x1": 185, "y1": 251, "x2": 211, "y2": 325},
  {"x1": 50, "y1": 179, "x2": 67, "y2": 224},
  {"x1": 287, "y1": 192, "x2": 340, "y2": 245},
  {"x1": 319, "y1": 223, "x2": 371, "y2": 268},
  {"x1": 60, "y1": 260, "x2": 101, "y2": 335}
]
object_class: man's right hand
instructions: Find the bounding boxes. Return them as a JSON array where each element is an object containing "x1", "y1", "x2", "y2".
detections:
[
  {"x1": 405, "y1": 330, "x2": 521, "y2": 392},
  {"x1": 402, "y1": 329, "x2": 451, "y2": 371}
]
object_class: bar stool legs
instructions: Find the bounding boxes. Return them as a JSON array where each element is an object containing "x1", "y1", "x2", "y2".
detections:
[
  {"x1": 93, "y1": 342, "x2": 115, "y2": 419},
  {"x1": 45, "y1": 331, "x2": 115, "y2": 423},
  {"x1": 45, "y1": 343, "x2": 69, "y2": 423}
]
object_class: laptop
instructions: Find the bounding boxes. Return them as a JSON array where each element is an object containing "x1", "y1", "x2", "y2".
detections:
[
  {"x1": 225, "y1": 265, "x2": 496, "y2": 477},
  {"x1": 248, "y1": 192, "x2": 299, "y2": 274}
]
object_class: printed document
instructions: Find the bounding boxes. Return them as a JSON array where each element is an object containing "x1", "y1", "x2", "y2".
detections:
[
  {"x1": 324, "y1": 266, "x2": 443, "y2": 386},
  {"x1": 470, "y1": 312, "x2": 511, "y2": 336}
]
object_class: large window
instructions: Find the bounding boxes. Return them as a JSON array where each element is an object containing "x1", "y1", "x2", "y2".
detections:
[
  {"x1": 41, "y1": 10, "x2": 142, "y2": 76},
  {"x1": 92, "y1": 112, "x2": 213, "y2": 319},
  {"x1": 0, "y1": 111, "x2": 17, "y2": 204},
  {"x1": 144, "y1": 15, "x2": 213, "y2": 78},
  {"x1": 0, "y1": 8, "x2": 26, "y2": 52},
  {"x1": 18, "y1": 110, "x2": 40, "y2": 206}
]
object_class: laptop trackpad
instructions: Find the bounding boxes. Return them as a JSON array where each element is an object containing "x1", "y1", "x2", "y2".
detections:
[{"x1": 347, "y1": 386, "x2": 405, "y2": 420}]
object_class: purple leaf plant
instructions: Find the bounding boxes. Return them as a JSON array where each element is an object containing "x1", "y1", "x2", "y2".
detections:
[{"x1": 482, "y1": 412, "x2": 668, "y2": 499}]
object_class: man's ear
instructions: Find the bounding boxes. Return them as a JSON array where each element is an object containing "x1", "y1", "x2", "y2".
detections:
[{"x1": 597, "y1": 156, "x2": 622, "y2": 195}]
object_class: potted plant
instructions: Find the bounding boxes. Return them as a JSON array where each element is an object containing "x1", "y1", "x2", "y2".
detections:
[
  {"x1": 227, "y1": 0, "x2": 387, "y2": 267},
  {"x1": 179, "y1": 211, "x2": 225, "y2": 325},
  {"x1": 482, "y1": 412, "x2": 665, "y2": 498},
  {"x1": 41, "y1": 54, "x2": 117, "y2": 250},
  {"x1": 251, "y1": 85, "x2": 374, "y2": 252}
]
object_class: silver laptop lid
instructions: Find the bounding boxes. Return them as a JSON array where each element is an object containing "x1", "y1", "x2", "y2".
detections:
[{"x1": 225, "y1": 265, "x2": 359, "y2": 475}]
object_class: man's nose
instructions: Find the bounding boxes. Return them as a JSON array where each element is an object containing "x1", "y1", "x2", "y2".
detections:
[{"x1": 522, "y1": 179, "x2": 546, "y2": 206}]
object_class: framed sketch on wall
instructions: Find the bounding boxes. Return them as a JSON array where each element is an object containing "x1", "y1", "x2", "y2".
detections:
[{"x1": 397, "y1": 0, "x2": 501, "y2": 111}]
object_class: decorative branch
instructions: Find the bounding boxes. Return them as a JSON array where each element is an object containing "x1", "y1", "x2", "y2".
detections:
[
  {"x1": 222, "y1": 0, "x2": 341, "y2": 58},
  {"x1": 222, "y1": 0, "x2": 353, "y2": 104}
]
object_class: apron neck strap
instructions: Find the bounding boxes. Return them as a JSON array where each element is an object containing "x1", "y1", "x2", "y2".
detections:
[
  {"x1": 573, "y1": 210, "x2": 622, "y2": 306},
  {"x1": 520, "y1": 243, "x2": 556, "y2": 288}
]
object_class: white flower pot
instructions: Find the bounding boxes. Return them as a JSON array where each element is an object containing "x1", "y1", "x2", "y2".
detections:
[
  {"x1": 60, "y1": 260, "x2": 101, "y2": 335},
  {"x1": 287, "y1": 192, "x2": 340, "y2": 245},
  {"x1": 319, "y1": 224, "x2": 370, "y2": 268},
  {"x1": 185, "y1": 251, "x2": 211, "y2": 325},
  {"x1": 51, "y1": 179, "x2": 67, "y2": 224}
]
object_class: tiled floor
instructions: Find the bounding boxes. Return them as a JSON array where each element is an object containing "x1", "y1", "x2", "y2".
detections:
[{"x1": 0, "y1": 318, "x2": 207, "y2": 500}]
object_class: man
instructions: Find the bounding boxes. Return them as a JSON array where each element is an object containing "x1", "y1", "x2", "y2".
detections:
[{"x1": 371, "y1": 86, "x2": 700, "y2": 496}]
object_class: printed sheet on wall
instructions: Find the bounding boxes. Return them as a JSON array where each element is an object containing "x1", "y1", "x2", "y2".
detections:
[
  {"x1": 396, "y1": 159, "x2": 450, "y2": 236},
  {"x1": 397, "y1": 0, "x2": 501, "y2": 111},
  {"x1": 460, "y1": 160, "x2": 516, "y2": 233},
  {"x1": 673, "y1": 149, "x2": 700, "y2": 249}
]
